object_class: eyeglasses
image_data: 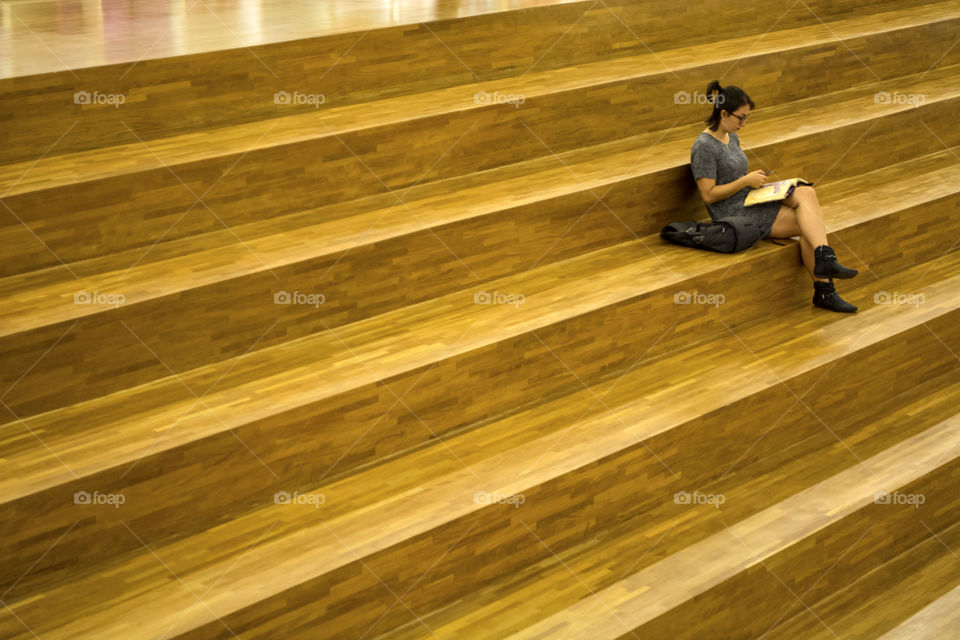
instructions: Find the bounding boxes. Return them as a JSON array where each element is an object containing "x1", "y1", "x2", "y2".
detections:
[{"x1": 725, "y1": 111, "x2": 749, "y2": 124}]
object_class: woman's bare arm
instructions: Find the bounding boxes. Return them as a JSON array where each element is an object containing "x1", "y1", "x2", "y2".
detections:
[{"x1": 696, "y1": 170, "x2": 769, "y2": 204}]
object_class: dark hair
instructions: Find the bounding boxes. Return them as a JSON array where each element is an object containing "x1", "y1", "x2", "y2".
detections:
[{"x1": 704, "y1": 80, "x2": 755, "y2": 131}]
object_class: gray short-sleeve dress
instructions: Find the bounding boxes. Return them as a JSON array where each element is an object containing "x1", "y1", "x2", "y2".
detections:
[{"x1": 690, "y1": 131, "x2": 783, "y2": 239}]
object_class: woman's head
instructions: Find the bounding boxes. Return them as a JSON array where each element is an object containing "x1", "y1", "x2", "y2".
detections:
[{"x1": 704, "y1": 81, "x2": 755, "y2": 132}]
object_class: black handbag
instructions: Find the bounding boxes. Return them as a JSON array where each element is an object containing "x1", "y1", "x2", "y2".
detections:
[{"x1": 659, "y1": 215, "x2": 771, "y2": 253}]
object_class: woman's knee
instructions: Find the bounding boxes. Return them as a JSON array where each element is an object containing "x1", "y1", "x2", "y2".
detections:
[{"x1": 784, "y1": 185, "x2": 817, "y2": 209}]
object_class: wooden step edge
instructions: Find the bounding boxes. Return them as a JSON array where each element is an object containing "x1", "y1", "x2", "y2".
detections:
[
  {"x1": 504, "y1": 411, "x2": 960, "y2": 639},
  {"x1": 3, "y1": 195, "x2": 959, "y2": 504},
  {"x1": 3, "y1": 84, "x2": 959, "y2": 338},
  {"x1": 876, "y1": 584, "x2": 960, "y2": 639},
  {"x1": 763, "y1": 516, "x2": 960, "y2": 639},
  {"x1": 2, "y1": 2, "x2": 958, "y2": 197},
  {"x1": 378, "y1": 367, "x2": 960, "y2": 639},
  {"x1": 5, "y1": 265, "x2": 959, "y2": 640}
]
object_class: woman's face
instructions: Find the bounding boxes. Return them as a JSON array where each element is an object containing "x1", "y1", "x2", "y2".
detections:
[{"x1": 722, "y1": 105, "x2": 751, "y2": 132}]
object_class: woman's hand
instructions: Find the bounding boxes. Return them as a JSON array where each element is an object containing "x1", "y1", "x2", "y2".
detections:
[{"x1": 741, "y1": 170, "x2": 770, "y2": 189}]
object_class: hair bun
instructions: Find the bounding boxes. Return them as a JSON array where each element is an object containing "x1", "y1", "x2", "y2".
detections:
[{"x1": 705, "y1": 80, "x2": 723, "y2": 103}]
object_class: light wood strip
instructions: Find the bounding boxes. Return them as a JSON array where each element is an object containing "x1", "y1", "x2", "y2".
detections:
[
  {"x1": 764, "y1": 521, "x2": 960, "y2": 639},
  {"x1": 3, "y1": 236, "x2": 958, "y2": 605},
  {"x1": 4, "y1": 0, "x2": 934, "y2": 80},
  {"x1": 876, "y1": 584, "x2": 960, "y2": 639}
]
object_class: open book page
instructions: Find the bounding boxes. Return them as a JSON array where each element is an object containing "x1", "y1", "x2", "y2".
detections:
[{"x1": 744, "y1": 178, "x2": 813, "y2": 206}]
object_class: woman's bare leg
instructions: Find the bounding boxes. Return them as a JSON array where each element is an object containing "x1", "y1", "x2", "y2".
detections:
[
  {"x1": 788, "y1": 187, "x2": 829, "y2": 250},
  {"x1": 769, "y1": 200, "x2": 829, "y2": 282}
]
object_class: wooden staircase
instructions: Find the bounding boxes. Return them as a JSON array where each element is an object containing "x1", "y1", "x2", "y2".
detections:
[{"x1": 1, "y1": 1, "x2": 958, "y2": 638}]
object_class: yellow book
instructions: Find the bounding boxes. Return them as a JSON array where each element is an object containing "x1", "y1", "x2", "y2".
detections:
[{"x1": 744, "y1": 178, "x2": 813, "y2": 206}]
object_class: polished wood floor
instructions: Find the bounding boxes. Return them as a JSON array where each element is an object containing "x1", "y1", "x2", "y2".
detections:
[
  {"x1": 0, "y1": 0, "x2": 579, "y2": 78},
  {"x1": 1, "y1": 0, "x2": 958, "y2": 638}
]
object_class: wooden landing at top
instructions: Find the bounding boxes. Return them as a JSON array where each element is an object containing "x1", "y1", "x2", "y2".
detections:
[
  {"x1": 0, "y1": 0, "x2": 580, "y2": 79},
  {"x1": 0, "y1": 0, "x2": 587, "y2": 79}
]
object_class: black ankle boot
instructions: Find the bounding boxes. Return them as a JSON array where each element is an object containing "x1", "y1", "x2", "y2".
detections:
[
  {"x1": 813, "y1": 244, "x2": 858, "y2": 279},
  {"x1": 813, "y1": 279, "x2": 857, "y2": 313}
]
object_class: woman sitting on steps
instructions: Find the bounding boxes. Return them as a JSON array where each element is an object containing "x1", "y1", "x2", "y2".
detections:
[{"x1": 689, "y1": 80, "x2": 859, "y2": 313}]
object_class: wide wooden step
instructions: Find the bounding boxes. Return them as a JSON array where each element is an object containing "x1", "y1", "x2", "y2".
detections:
[
  {"x1": 379, "y1": 366, "x2": 960, "y2": 638},
  {"x1": 766, "y1": 517, "x2": 960, "y2": 638},
  {"x1": 876, "y1": 584, "x2": 960, "y2": 639},
  {"x1": 2, "y1": 249, "x2": 958, "y2": 638},
  {"x1": 2, "y1": 2, "x2": 958, "y2": 274},
  {"x1": 505, "y1": 412, "x2": 960, "y2": 639}
]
